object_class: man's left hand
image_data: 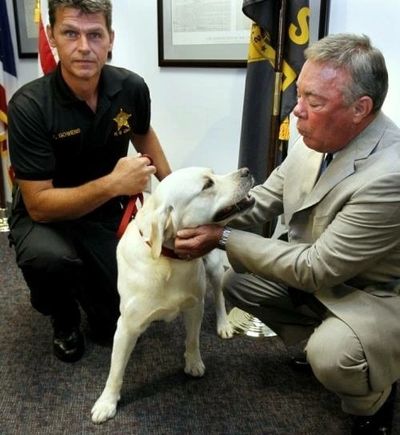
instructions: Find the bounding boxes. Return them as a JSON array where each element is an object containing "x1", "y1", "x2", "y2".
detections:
[{"x1": 174, "y1": 224, "x2": 223, "y2": 259}]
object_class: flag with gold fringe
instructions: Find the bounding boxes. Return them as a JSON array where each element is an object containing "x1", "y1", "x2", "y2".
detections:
[
  {"x1": 238, "y1": 0, "x2": 310, "y2": 185},
  {"x1": 0, "y1": 0, "x2": 18, "y2": 210}
]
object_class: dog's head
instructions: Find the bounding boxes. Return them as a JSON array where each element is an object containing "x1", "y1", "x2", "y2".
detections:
[{"x1": 137, "y1": 167, "x2": 254, "y2": 258}]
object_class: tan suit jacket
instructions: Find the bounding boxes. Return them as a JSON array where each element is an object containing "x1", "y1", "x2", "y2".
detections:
[{"x1": 226, "y1": 112, "x2": 400, "y2": 391}]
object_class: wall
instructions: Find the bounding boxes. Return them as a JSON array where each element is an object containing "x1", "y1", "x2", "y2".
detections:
[
  {"x1": 6, "y1": 0, "x2": 400, "y2": 176},
  {"x1": 328, "y1": 0, "x2": 400, "y2": 130}
]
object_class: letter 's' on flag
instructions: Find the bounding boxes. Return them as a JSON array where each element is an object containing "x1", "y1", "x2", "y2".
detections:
[
  {"x1": 238, "y1": 0, "x2": 309, "y2": 185},
  {"x1": 0, "y1": 0, "x2": 18, "y2": 209},
  {"x1": 38, "y1": 0, "x2": 58, "y2": 74}
]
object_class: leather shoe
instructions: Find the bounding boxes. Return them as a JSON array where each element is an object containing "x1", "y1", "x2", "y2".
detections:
[
  {"x1": 52, "y1": 318, "x2": 85, "y2": 363},
  {"x1": 351, "y1": 383, "x2": 397, "y2": 434}
]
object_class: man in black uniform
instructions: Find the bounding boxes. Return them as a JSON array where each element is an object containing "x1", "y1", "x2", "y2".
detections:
[{"x1": 8, "y1": 0, "x2": 171, "y2": 362}]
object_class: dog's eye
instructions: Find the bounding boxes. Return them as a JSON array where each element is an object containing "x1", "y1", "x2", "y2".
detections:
[{"x1": 203, "y1": 178, "x2": 214, "y2": 190}]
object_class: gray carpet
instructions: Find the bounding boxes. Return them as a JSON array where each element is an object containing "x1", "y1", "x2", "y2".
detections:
[{"x1": 1, "y1": 232, "x2": 398, "y2": 434}]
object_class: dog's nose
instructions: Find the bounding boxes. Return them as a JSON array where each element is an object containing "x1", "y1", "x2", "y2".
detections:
[{"x1": 239, "y1": 167, "x2": 250, "y2": 177}]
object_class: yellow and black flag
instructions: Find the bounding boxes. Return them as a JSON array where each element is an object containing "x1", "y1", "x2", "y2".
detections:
[{"x1": 238, "y1": 0, "x2": 310, "y2": 185}]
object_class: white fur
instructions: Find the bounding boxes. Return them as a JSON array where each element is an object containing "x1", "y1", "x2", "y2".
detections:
[{"x1": 91, "y1": 167, "x2": 253, "y2": 424}]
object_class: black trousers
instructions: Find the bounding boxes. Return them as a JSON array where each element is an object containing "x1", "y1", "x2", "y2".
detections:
[{"x1": 8, "y1": 212, "x2": 121, "y2": 329}]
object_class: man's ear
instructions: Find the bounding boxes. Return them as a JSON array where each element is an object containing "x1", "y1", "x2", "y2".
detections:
[
  {"x1": 109, "y1": 30, "x2": 115, "y2": 52},
  {"x1": 352, "y1": 96, "x2": 374, "y2": 124},
  {"x1": 46, "y1": 24, "x2": 56, "y2": 47}
]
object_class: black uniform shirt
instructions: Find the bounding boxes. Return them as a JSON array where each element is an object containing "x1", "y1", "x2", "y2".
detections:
[{"x1": 9, "y1": 63, "x2": 151, "y2": 216}]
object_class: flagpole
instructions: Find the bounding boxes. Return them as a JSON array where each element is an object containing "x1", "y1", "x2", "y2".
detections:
[
  {"x1": 267, "y1": 0, "x2": 287, "y2": 179},
  {"x1": 229, "y1": 0, "x2": 289, "y2": 338},
  {"x1": 263, "y1": 0, "x2": 288, "y2": 238}
]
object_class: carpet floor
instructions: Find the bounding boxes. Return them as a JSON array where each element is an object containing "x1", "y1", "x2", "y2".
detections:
[{"x1": 1, "y1": 232, "x2": 398, "y2": 434}]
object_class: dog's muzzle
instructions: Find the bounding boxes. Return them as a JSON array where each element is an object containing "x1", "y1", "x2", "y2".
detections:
[{"x1": 213, "y1": 194, "x2": 255, "y2": 222}]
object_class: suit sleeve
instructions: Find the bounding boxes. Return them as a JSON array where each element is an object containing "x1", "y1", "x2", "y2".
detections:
[{"x1": 225, "y1": 172, "x2": 400, "y2": 293}]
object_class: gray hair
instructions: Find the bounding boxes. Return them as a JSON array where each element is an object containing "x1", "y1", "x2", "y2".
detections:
[
  {"x1": 305, "y1": 33, "x2": 388, "y2": 113},
  {"x1": 48, "y1": 0, "x2": 113, "y2": 32}
]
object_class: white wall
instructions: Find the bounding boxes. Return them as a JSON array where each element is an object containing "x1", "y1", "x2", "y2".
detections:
[
  {"x1": 6, "y1": 0, "x2": 400, "y2": 175},
  {"x1": 111, "y1": 0, "x2": 246, "y2": 174},
  {"x1": 329, "y1": 0, "x2": 400, "y2": 131}
]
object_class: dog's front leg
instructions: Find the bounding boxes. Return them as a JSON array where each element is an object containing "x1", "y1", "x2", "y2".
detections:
[
  {"x1": 182, "y1": 300, "x2": 205, "y2": 377},
  {"x1": 205, "y1": 253, "x2": 234, "y2": 339},
  {"x1": 91, "y1": 317, "x2": 139, "y2": 424}
]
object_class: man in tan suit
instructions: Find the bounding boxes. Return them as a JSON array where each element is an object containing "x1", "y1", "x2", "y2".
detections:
[{"x1": 175, "y1": 34, "x2": 400, "y2": 434}]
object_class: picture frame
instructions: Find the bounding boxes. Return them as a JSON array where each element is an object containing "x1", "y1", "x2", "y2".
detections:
[
  {"x1": 13, "y1": 0, "x2": 39, "y2": 58},
  {"x1": 157, "y1": 0, "x2": 330, "y2": 68},
  {"x1": 157, "y1": 0, "x2": 251, "y2": 68}
]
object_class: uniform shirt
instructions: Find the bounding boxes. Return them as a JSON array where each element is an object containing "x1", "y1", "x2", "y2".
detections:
[{"x1": 8, "y1": 64, "x2": 151, "y2": 217}]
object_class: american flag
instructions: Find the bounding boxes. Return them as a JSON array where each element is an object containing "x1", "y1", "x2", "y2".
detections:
[
  {"x1": 38, "y1": 0, "x2": 58, "y2": 74},
  {"x1": 0, "y1": 0, "x2": 17, "y2": 207}
]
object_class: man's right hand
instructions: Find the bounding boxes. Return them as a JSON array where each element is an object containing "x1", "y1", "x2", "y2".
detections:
[
  {"x1": 109, "y1": 154, "x2": 156, "y2": 197},
  {"x1": 17, "y1": 155, "x2": 157, "y2": 223}
]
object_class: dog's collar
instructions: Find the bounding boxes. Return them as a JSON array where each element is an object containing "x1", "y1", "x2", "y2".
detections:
[
  {"x1": 138, "y1": 230, "x2": 183, "y2": 260},
  {"x1": 116, "y1": 154, "x2": 153, "y2": 239},
  {"x1": 117, "y1": 194, "x2": 143, "y2": 239},
  {"x1": 160, "y1": 246, "x2": 182, "y2": 260}
]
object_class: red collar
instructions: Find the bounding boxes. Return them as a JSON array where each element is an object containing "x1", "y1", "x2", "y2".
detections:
[
  {"x1": 117, "y1": 153, "x2": 153, "y2": 239},
  {"x1": 160, "y1": 246, "x2": 181, "y2": 260},
  {"x1": 136, "y1": 228, "x2": 182, "y2": 260},
  {"x1": 117, "y1": 194, "x2": 182, "y2": 260},
  {"x1": 116, "y1": 193, "x2": 144, "y2": 239}
]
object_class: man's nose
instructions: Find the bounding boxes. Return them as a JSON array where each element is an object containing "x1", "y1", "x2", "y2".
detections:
[
  {"x1": 77, "y1": 35, "x2": 90, "y2": 51},
  {"x1": 293, "y1": 100, "x2": 305, "y2": 118}
]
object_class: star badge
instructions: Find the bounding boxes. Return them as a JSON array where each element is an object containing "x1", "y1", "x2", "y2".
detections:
[{"x1": 113, "y1": 109, "x2": 132, "y2": 132}]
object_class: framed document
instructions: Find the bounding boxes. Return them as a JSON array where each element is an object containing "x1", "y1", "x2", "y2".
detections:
[
  {"x1": 157, "y1": 0, "x2": 330, "y2": 68},
  {"x1": 13, "y1": 0, "x2": 39, "y2": 58},
  {"x1": 157, "y1": 0, "x2": 251, "y2": 68}
]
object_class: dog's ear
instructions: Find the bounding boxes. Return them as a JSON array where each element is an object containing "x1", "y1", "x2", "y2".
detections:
[{"x1": 150, "y1": 205, "x2": 174, "y2": 259}]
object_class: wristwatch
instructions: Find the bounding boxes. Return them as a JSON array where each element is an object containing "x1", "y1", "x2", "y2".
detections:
[{"x1": 218, "y1": 226, "x2": 232, "y2": 250}]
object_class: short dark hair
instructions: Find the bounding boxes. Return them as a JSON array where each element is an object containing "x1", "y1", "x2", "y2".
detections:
[
  {"x1": 305, "y1": 33, "x2": 388, "y2": 113},
  {"x1": 48, "y1": 0, "x2": 113, "y2": 33}
]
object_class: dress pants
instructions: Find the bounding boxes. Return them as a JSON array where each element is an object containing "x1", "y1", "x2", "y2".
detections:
[
  {"x1": 8, "y1": 213, "x2": 121, "y2": 330},
  {"x1": 223, "y1": 269, "x2": 391, "y2": 415}
]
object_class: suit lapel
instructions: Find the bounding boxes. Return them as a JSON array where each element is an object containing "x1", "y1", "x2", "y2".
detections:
[
  {"x1": 299, "y1": 147, "x2": 355, "y2": 211},
  {"x1": 283, "y1": 144, "x2": 322, "y2": 225},
  {"x1": 290, "y1": 112, "x2": 387, "y2": 218}
]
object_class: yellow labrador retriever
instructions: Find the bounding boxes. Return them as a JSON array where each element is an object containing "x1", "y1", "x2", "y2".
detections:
[{"x1": 91, "y1": 167, "x2": 254, "y2": 423}]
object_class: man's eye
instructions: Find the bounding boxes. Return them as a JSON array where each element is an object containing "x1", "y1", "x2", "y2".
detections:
[
  {"x1": 64, "y1": 30, "x2": 78, "y2": 38},
  {"x1": 203, "y1": 179, "x2": 214, "y2": 190},
  {"x1": 88, "y1": 32, "x2": 103, "y2": 40}
]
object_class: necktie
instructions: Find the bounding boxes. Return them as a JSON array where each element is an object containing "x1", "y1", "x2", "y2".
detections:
[
  {"x1": 320, "y1": 152, "x2": 333, "y2": 175},
  {"x1": 315, "y1": 153, "x2": 333, "y2": 184}
]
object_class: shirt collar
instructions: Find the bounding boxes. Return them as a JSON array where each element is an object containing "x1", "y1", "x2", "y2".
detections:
[{"x1": 52, "y1": 63, "x2": 122, "y2": 106}]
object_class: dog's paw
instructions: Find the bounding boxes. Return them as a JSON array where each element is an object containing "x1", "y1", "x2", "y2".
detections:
[
  {"x1": 184, "y1": 358, "x2": 205, "y2": 377},
  {"x1": 91, "y1": 399, "x2": 118, "y2": 424},
  {"x1": 217, "y1": 320, "x2": 234, "y2": 339}
]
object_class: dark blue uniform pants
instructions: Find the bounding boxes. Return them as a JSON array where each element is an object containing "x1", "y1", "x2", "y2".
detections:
[{"x1": 8, "y1": 213, "x2": 121, "y2": 330}]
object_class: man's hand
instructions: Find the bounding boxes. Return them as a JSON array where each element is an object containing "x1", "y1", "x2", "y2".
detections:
[
  {"x1": 108, "y1": 154, "x2": 156, "y2": 196},
  {"x1": 17, "y1": 154, "x2": 156, "y2": 223},
  {"x1": 174, "y1": 224, "x2": 224, "y2": 259}
]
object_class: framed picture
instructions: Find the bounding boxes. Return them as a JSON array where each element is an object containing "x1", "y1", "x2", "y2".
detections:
[
  {"x1": 157, "y1": 0, "x2": 330, "y2": 68},
  {"x1": 13, "y1": 0, "x2": 39, "y2": 58},
  {"x1": 157, "y1": 0, "x2": 252, "y2": 68}
]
